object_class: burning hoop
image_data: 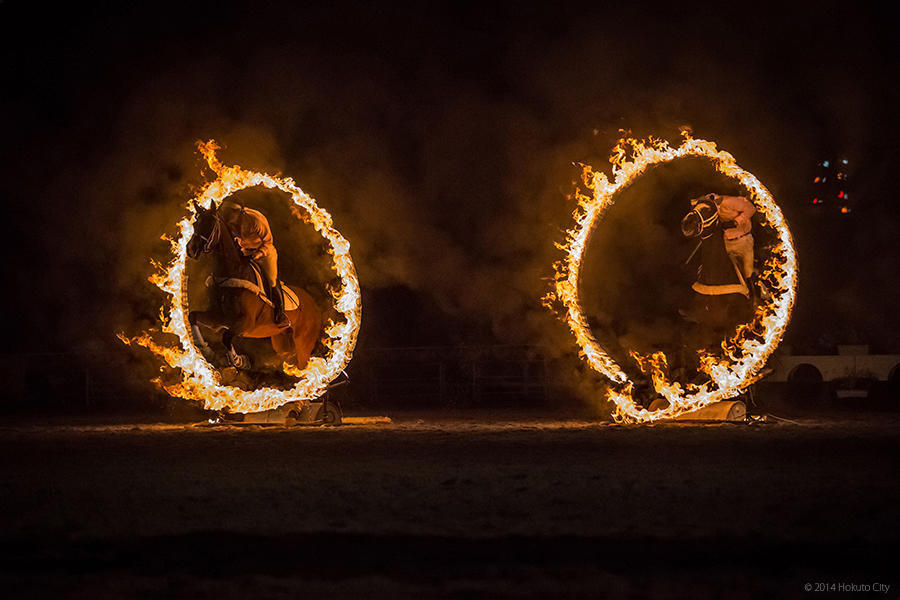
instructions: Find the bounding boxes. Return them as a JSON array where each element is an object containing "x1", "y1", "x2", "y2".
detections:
[
  {"x1": 545, "y1": 135, "x2": 797, "y2": 423},
  {"x1": 122, "y1": 141, "x2": 361, "y2": 413}
]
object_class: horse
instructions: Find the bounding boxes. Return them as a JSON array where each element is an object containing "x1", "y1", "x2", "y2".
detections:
[
  {"x1": 636, "y1": 198, "x2": 757, "y2": 412},
  {"x1": 679, "y1": 198, "x2": 753, "y2": 350},
  {"x1": 185, "y1": 201, "x2": 323, "y2": 373}
]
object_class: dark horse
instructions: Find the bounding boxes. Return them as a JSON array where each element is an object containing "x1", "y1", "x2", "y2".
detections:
[
  {"x1": 640, "y1": 197, "x2": 756, "y2": 410},
  {"x1": 680, "y1": 197, "x2": 753, "y2": 349},
  {"x1": 186, "y1": 201, "x2": 323, "y2": 372}
]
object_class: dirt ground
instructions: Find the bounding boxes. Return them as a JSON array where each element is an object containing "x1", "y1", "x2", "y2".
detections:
[{"x1": 1, "y1": 411, "x2": 898, "y2": 599}]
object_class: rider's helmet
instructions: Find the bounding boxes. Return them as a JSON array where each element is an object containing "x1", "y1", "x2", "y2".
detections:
[{"x1": 681, "y1": 197, "x2": 719, "y2": 238}]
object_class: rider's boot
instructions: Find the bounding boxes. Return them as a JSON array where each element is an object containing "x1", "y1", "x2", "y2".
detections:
[{"x1": 271, "y1": 281, "x2": 289, "y2": 326}]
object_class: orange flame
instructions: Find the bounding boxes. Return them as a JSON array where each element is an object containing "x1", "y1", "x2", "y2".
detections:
[
  {"x1": 121, "y1": 140, "x2": 361, "y2": 413},
  {"x1": 544, "y1": 134, "x2": 797, "y2": 422}
]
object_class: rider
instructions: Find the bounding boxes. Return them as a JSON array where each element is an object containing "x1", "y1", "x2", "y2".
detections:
[
  {"x1": 219, "y1": 201, "x2": 289, "y2": 325},
  {"x1": 691, "y1": 193, "x2": 756, "y2": 280}
]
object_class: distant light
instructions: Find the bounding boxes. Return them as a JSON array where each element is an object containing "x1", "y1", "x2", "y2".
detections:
[
  {"x1": 812, "y1": 198, "x2": 819, "y2": 204},
  {"x1": 841, "y1": 206, "x2": 850, "y2": 214},
  {"x1": 814, "y1": 176, "x2": 820, "y2": 183},
  {"x1": 823, "y1": 160, "x2": 830, "y2": 167},
  {"x1": 838, "y1": 190, "x2": 844, "y2": 198},
  {"x1": 842, "y1": 159, "x2": 848, "y2": 165}
]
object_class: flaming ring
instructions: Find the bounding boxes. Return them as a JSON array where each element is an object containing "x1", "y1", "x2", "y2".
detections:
[
  {"x1": 549, "y1": 136, "x2": 797, "y2": 422},
  {"x1": 129, "y1": 141, "x2": 361, "y2": 413}
]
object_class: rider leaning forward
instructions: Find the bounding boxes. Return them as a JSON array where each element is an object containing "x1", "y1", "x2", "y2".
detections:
[
  {"x1": 691, "y1": 193, "x2": 756, "y2": 280},
  {"x1": 219, "y1": 202, "x2": 289, "y2": 325}
]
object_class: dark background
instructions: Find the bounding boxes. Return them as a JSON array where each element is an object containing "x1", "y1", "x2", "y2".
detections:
[
  {"x1": 1, "y1": 5, "x2": 898, "y2": 596},
  {"x1": 2, "y1": 0, "x2": 898, "y2": 406}
]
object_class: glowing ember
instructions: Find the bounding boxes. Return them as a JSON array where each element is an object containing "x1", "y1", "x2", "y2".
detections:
[
  {"x1": 121, "y1": 140, "x2": 361, "y2": 413},
  {"x1": 544, "y1": 134, "x2": 797, "y2": 423}
]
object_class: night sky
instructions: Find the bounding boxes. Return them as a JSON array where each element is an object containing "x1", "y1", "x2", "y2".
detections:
[{"x1": 2, "y1": 0, "x2": 898, "y2": 357}]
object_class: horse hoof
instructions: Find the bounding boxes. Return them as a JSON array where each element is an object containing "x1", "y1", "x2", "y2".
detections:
[{"x1": 228, "y1": 353, "x2": 252, "y2": 370}]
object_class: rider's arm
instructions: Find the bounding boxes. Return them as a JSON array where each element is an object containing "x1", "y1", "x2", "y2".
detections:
[
  {"x1": 720, "y1": 195, "x2": 755, "y2": 236},
  {"x1": 236, "y1": 211, "x2": 273, "y2": 256}
]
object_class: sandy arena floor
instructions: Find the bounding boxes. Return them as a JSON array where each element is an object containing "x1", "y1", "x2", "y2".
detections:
[{"x1": 1, "y1": 412, "x2": 898, "y2": 598}]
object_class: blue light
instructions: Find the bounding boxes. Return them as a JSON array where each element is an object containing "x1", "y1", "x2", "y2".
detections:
[
  {"x1": 842, "y1": 159, "x2": 848, "y2": 165},
  {"x1": 823, "y1": 160, "x2": 830, "y2": 167}
]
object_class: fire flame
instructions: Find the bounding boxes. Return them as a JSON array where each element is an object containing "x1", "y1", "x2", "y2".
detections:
[
  {"x1": 120, "y1": 140, "x2": 361, "y2": 413},
  {"x1": 544, "y1": 134, "x2": 797, "y2": 422}
]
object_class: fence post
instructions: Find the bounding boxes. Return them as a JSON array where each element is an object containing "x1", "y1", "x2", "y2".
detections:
[
  {"x1": 85, "y1": 366, "x2": 91, "y2": 408},
  {"x1": 439, "y1": 361, "x2": 447, "y2": 406},
  {"x1": 542, "y1": 355, "x2": 549, "y2": 402},
  {"x1": 522, "y1": 358, "x2": 529, "y2": 397},
  {"x1": 367, "y1": 363, "x2": 377, "y2": 407}
]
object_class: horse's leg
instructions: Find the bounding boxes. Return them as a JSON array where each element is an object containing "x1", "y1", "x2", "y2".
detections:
[
  {"x1": 271, "y1": 332, "x2": 295, "y2": 367},
  {"x1": 291, "y1": 302, "x2": 322, "y2": 371},
  {"x1": 221, "y1": 296, "x2": 259, "y2": 371},
  {"x1": 188, "y1": 310, "x2": 222, "y2": 359},
  {"x1": 222, "y1": 327, "x2": 252, "y2": 371},
  {"x1": 292, "y1": 331, "x2": 316, "y2": 371}
]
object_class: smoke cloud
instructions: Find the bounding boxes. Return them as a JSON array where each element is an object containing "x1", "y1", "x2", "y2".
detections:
[{"x1": 3, "y1": 1, "x2": 897, "y2": 390}]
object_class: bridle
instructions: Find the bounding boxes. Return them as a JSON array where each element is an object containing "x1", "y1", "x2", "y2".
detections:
[
  {"x1": 196, "y1": 212, "x2": 225, "y2": 254},
  {"x1": 687, "y1": 202, "x2": 719, "y2": 240}
]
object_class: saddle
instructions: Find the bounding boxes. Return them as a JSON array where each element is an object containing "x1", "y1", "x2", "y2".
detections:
[
  {"x1": 691, "y1": 232, "x2": 750, "y2": 298},
  {"x1": 205, "y1": 262, "x2": 301, "y2": 312}
]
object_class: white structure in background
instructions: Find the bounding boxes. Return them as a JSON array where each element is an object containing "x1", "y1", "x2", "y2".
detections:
[{"x1": 768, "y1": 345, "x2": 900, "y2": 398}]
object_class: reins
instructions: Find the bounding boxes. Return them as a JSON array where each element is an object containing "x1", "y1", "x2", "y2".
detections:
[
  {"x1": 197, "y1": 210, "x2": 254, "y2": 280},
  {"x1": 203, "y1": 215, "x2": 225, "y2": 254}
]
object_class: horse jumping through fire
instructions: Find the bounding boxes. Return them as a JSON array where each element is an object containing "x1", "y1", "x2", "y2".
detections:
[
  {"x1": 186, "y1": 201, "x2": 323, "y2": 372},
  {"x1": 679, "y1": 193, "x2": 757, "y2": 347}
]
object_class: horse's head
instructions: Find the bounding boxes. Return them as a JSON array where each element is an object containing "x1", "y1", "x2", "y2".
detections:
[
  {"x1": 681, "y1": 195, "x2": 719, "y2": 238},
  {"x1": 186, "y1": 201, "x2": 220, "y2": 259}
]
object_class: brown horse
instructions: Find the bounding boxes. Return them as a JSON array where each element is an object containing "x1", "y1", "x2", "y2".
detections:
[{"x1": 186, "y1": 201, "x2": 323, "y2": 372}]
